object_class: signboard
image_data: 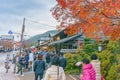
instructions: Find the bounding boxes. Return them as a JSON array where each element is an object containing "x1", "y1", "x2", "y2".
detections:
[
  {"x1": 8, "y1": 30, "x2": 13, "y2": 34},
  {"x1": 40, "y1": 37, "x2": 50, "y2": 41},
  {"x1": 1, "y1": 35, "x2": 14, "y2": 40},
  {"x1": 60, "y1": 49, "x2": 77, "y2": 53}
]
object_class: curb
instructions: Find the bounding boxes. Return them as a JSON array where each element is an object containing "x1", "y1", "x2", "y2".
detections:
[{"x1": 69, "y1": 75, "x2": 77, "y2": 80}]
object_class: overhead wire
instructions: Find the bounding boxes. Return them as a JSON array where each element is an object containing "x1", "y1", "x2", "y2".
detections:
[{"x1": 25, "y1": 18, "x2": 56, "y2": 28}]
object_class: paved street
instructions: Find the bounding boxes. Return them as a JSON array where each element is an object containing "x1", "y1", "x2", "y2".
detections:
[
  {"x1": 17, "y1": 71, "x2": 34, "y2": 80},
  {"x1": 0, "y1": 53, "x2": 7, "y2": 64},
  {"x1": 0, "y1": 62, "x2": 19, "y2": 80},
  {"x1": 0, "y1": 52, "x2": 19, "y2": 80},
  {"x1": 17, "y1": 71, "x2": 76, "y2": 80}
]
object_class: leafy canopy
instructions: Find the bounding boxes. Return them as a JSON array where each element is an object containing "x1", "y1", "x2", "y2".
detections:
[{"x1": 51, "y1": 0, "x2": 120, "y2": 40}]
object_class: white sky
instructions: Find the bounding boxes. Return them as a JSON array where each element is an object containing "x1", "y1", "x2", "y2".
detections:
[{"x1": 0, "y1": 0, "x2": 58, "y2": 40}]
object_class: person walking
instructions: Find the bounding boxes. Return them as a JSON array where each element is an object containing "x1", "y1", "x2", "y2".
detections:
[
  {"x1": 46, "y1": 52, "x2": 51, "y2": 69},
  {"x1": 25, "y1": 51, "x2": 29, "y2": 70},
  {"x1": 4, "y1": 54, "x2": 11, "y2": 73},
  {"x1": 15, "y1": 53, "x2": 20, "y2": 74},
  {"x1": 59, "y1": 53, "x2": 67, "y2": 70},
  {"x1": 13, "y1": 52, "x2": 20, "y2": 73},
  {"x1": 33, "y1": 54, "x2": 45, "y2": 80},
  {"x1": 16, "y1": 53, "x2": 26, "y2": 76},
  {"x1": 80, "y1": 58, "x2": 96, "y2": 80},
  {"x1": 91, "y1": 54, "x2": 101, "y2": 80},
  {"x1": 33, "y1": 49, "x2": 38, "y2": 61},
  {"x1": 12, "y1": 51, "x2": 17, "y2": 73},
  {"x1": 42, "y1": 49, "x2": 47, "y2": 60},
  {"x1": 28, "y1": 50, "x2": 34, "y2": 71},
  {"x1": 44, "y1": 54, "x2": 66, "y2": 80}
]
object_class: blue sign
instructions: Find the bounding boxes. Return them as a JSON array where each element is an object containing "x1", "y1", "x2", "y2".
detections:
[{"x1": 8, "y1": 30, "x2": 13, "y2": 34}]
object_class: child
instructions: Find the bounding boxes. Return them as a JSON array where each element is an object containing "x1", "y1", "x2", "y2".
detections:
[{"x1": 5, "y1": 54, "x2": 11, "y2": 73}]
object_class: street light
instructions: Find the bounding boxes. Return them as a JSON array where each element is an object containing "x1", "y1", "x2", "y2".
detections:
[
  {"x1": 98, "y1": 41, "x2": 102, "y2": 52},
  {"x1": 98, "y1": 44, "x2": 102, "y2": 52}
]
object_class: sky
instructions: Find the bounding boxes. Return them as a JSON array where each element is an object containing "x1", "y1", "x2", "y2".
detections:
[{"x1": 0, "y1": 0, "x2": 58, "y2": 40}]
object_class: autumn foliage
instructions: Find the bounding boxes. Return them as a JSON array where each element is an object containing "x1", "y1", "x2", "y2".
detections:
[{"x1": 51, "y1": 0, "x2": 120, "y2": 40}]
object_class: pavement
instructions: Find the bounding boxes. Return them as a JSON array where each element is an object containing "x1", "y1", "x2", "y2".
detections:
[
  {"x1": 17, "y1": 71, "x2": 34, "y2": 80},
  {"x1": 0, "y1": 63, "x2": 19, "y2": 80},
  {"x1": 0, "y1": 65, "x2": 75, "y2": 80},
  {"x1": 0, "y1": 52, "x2": 19, "y2": 80},
  {"x1": 0, "y1": 53, "x2": 7, "y2": 63},
  {"x1": 17, "y1": 70, "x2": 75, "y2": 80}
]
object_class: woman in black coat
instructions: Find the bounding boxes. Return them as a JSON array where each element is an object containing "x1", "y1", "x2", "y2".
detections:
[{"x1": 33, "y1": 54, "x2": 45, "y2": 80}]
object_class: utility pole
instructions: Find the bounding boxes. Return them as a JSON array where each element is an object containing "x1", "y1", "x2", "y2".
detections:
[{"x1": 20, "y1": 18, "x2": 25, "y2": 54}]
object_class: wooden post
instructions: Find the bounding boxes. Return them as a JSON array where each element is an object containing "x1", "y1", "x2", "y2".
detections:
[{"x1": 20, "y1": 18, "x2": 25, "y2": 54}]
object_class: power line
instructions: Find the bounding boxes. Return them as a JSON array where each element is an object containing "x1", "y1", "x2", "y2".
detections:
[{"x1": 25, "y1": 18, "x2": 56, "y2": 28}]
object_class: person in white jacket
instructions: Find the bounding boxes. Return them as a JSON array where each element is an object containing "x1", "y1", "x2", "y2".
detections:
[
  {"x1": 44, "y1": 54, "x2": 66, "y2": 80},
  {"x1": 91, "y1": 54, "x2": 101, "y2": 80},
  {"x1": 29, "y1": 50, "x2": 34, "y2": 71}
]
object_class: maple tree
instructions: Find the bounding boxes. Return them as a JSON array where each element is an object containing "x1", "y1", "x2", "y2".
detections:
[{"x1": 51, "y1": 0, "x2": 120, "y2": 40}]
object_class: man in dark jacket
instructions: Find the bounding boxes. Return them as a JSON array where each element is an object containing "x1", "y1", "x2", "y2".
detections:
[
  {"x1": 17, "y1": 54, "x2": 25, "y2": 76},
  {"x1": 33, "y1": 54, "x2": 45, "y2": 80},
  {"x1": 25, "y1": 52, "x2": 29, "y2": 70},
  {"x1": 59, "y1": 53, "x2": 67, "y2": 69},
  {"x1": 46, "y1": 52, "x2": 51, "y2": 69}
]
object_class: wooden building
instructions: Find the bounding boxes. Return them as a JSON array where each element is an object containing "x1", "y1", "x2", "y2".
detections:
[{"x1": 48, "y1": 30, "x2": 85, "y2": 53}]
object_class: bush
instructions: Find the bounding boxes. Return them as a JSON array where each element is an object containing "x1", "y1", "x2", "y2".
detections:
[
  {"x1": 107, "y1": 40, "x2": 120, "y2": 54},
  {"x1": 106, "y1": 64, "x2": 117, "y2": 80},
  {"x1": 64, "y1": 53, "x2": 81, "y2": 74},
  {"x1": 64, "y1": 40, "x2": 120, "y2": 80}
]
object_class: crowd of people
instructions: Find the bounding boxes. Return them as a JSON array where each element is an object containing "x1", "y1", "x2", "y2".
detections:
[
  {"x1": 4, "y1": 47, "x2": 102, "y2": 80},
  {"x1": 4, "y1": 48, "x2": 67, "y2": 80}
]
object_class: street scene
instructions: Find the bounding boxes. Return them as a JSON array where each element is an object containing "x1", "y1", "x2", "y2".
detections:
[{"x1": 0, "y1": 0, "x2": 120, "y2": 80}]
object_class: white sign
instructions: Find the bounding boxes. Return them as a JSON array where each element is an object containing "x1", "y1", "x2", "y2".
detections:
[
  {"x1": 40, "y1": 37, "x2": 50, "y2": 41},
  {"x1": 1, "y1": 35, "x2": 14, "y2": 40},
  {"x1": 98, "y1": 46, "x2": 102, "y2": 52},
  {"x1": 60, "y1": 49, "x2": 77, "y2": 53}
]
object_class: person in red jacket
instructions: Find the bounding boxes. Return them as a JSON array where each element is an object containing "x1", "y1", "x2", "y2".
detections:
[{"x1": 80, "y1": 58, "x2": 96, "y2": 80}]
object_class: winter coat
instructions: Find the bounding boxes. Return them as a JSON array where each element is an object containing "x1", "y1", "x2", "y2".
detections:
[
  {"x1": 43, "y1": 52, "x2": 47, "y2": 59},
  {"x1": 39, "y1": 50, "x2": 43, "y2": 54},
  {"x1": 33, "y1": 52, "x2": 38, "y2": 61},
  {"x1": 29, "y1": 53, "x2": 33, "y2": 62},
  {"x1": 33, "y1": 60, "x2": 45, "y2": 74},
  {"x1": 19, "y1": 57, "x2": 26, "y2": 67},
  {"x1": 5, "y1": 57, "x2": 11, "y2": 68},
  {"x1": 13, "y1": 56, "x2": 17, "y2": 64},
  {"x1": 44, "y1": 65, "x2": 66, "y2": 80},
  {"x1": 25, "y1": 53, "x2": 29, "y2": 63},
  {"x1": 46, "y1": 53, "x2": 51, "y2": 63},
  {"x1": 80, "y1": 64, "x2": 96, "y2": 80},
  {"x1": 91, "y1": 60, "x2": 101, "y2": 80},
  {"x1": 59, "y1": 56, "x2": 66, "y2": 69}
]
